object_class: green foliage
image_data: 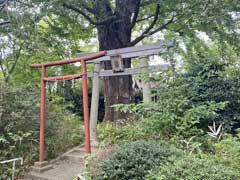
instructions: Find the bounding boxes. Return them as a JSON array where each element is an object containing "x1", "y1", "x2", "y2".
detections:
[
  {"x1": 44, "y1": 103, "x2": 84, "y2": 160},
  {"x1": 97, "y1": 122, "x2": 149, "y2": 145},
  {"x1": 0, "y1": 131, "x2": 33, "y2": 179},
  {"x1": 60, "y1": 81, "x2": 105, "y2": 120},
  {"x1": 181, "y1": 44, "x2": 240, "y2": 132},
  {"x1": 146, "y1": 100, "x2": 225, "y2": 137},
  {"x1": 213, "y1": 136, "x2": 240, "y2": 169},
  {"x1": 116, "y1": 99, "x2": 226, "y2": 138},
  {"x1": 0, "y1": 85, "x2": 83, "y2": 178},
  {"x1": 96, "y1": 140, "x2": 183, "y2": 180},
  {"x1": 0, "y1": 85, "x2": 38, "y2": 177},
  {"x1": 116, "y1": 43, "x2": 240, "y2": 138},
  {"x1": 147, "y1": 155, "x2": 240, "y2": 180}
]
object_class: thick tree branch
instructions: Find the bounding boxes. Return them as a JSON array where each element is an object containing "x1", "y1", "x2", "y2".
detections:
[
  {"x1": 0, "y1": 0, "x2": 8, "y2": 12},
  {"x1": 63, "y1": 3, "x2": 96, "y2": 25},
  {"x1": 81, "y1": 1, "x2": 95, "y2": 14},
  {"x1": 0, "y1": 58, "x2": 6, "y2": 80},
  {"x1": 130, "y1": 14, "x2": 175, "y2": 46},
  {"x1": 130, "y1": 4, "x2": 160, "y2": 45},
  {"x1": 63, "y1": 3, "x2": 117, "y2": 26},
  {"x1": 129, "y1": 0, "x2": 141, "y2": 29},
  {"x1": 0, "y1": 21, "x2": 10, "y2": 26},
  {"x1": 5, "y1": 43, "x2": 23, "y2": 83},
  {"x1": 0, "y1": 0, "x2": 7, "y2": 5},
  {"x1": 148, "y1": 14, "x2": 175, "y2": 35},
  {"x1": 136, "y1": 15, "x2": 155, "y2": 23},
  {"x1": 139, "y1": 4, "x2": 160, "y2": 32}
]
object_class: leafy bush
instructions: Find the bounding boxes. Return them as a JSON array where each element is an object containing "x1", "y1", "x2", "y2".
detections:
[
  {"x1": 0, "y1": 85, "x2": 84, "y2": 178},
  {"x1": 115, "y1": 49, "x2": 240, "y2": 138},
  {"x1": 97, "y1": 122, "x2": 149, "y2": 145},
  {"x1": 181, "y1": 60, "x2": 240, "y2": 132},
  {"x1": 95, "y1": 140, "x2": 183, "y2": 180},
  {"x1": 147, "y1": 155, "x2": 240, "y2": 180},
  {"x1": 44, "y1": 103, "x2": 84, "y2": 159},
  {"x1": 0, "y1": 85, "x2": 39, "y2": 178},
  {"x1": 115, "y1": 99, "x2": 225, "y2": 138},
  {"x1": 87, "y1": 145, "x2": 118, "y2": 179},
  {"x1": 213, "y1": 136, "x2": 240, "y2": 169}
]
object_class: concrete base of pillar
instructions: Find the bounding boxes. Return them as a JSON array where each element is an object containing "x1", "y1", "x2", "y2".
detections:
[{"x1": 31, "y1": 161, "x2": 53, "y2": 173}]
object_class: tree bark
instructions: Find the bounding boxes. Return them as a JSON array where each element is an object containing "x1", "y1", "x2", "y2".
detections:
[
  {"x1": 94, "y1": 1, "x2": 134, "y2": 121},
  {"x1": 97, "y1": 26, "x2": 133, "y2": 121}
]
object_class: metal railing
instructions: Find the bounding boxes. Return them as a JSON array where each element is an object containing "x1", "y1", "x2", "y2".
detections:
[
  {"x1": 77, "y1": 174, "x2": 86, "y2": 180},
  {"x1": 0, "y1": 157, "x2": 23, "y2": 180}
]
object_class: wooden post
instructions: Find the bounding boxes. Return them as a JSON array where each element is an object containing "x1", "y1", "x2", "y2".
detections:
[
  {"x1": 39, "y1": 66, "x2": 46, "y2": 162},
  {"x1": 81, "y1": 59, "x2": 91, "y2": 153},
  {"x1": 140, "y1": 57, "x2": 151, "y2": 103},
  {"x1": 90, "y1": 63, "x2": 101, "y2": 145}
]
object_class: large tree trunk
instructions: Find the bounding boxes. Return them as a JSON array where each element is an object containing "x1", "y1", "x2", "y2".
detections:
[
  {"x1": 95, "y1": 1, "x2": 133, "y2": 121},
  {"x1": 64, "y1": 0, "x2": 152, "y2": 121},
  {"x1": 97, "y1": 26, "x2": 133, "y2": 121},
  {"x1": 63, "y1": 0, "x2": 175, "y2": 121}
]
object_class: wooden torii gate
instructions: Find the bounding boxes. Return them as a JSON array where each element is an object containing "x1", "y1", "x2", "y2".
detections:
[
  {"x1": 78, "y1": 40, "x2": 175, "y2": 143},
  {"x1": 29, "y1": 40, "x2": 174, "y2": 166}
]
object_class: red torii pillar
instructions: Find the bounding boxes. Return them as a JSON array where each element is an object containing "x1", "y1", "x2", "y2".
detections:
[{"x1": 30, "y1": 51, "x2": 106, "y2": 163}]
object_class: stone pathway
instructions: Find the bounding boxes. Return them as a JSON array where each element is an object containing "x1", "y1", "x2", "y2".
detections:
[{"x1": 25, "y1": 146, "x2": 86, "y2": 180}]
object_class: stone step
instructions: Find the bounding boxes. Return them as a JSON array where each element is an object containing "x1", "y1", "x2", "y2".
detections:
[
  {"x1": 62, "y1": 154, "x2": 84, "y2": 163},
  {"x1": 25, "y1": 160, "x2": 83, "y2": 180},
  {"x1": 25, "y1": 173, "x2": 50, "y2": 180},
  {"x1": 69, "y1": 149, "x2": 85, "y2": 156},
  {"x1": 30, "y1": 164, "x2": 53, "y2": 173},
  {"x1": 24, "y1": 145, "x2": 91, "y2": 180}
]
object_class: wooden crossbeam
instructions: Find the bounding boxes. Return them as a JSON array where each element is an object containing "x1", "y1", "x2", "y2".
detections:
[
  {"x1": 78, "y1": 40, "x2": 175, "y2": 63},
  {"x1": 86, "y1": 64, "x2": 169, "y2": 78},
  {"x1": 30, "y1": 51, "x2": 106, "y2": 68},
  {"x1": 43, "y1": 74, "x2": 82, "y2": 81}
]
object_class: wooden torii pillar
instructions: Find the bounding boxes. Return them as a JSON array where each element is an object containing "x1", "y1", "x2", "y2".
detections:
[{"x1": 29, "y1": 51, "x2": 106, "y2": 165}]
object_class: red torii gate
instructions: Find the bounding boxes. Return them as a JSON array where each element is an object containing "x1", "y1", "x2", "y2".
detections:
[{"x1": 29, "y1": 51, "x2": 106, "y2": 163}]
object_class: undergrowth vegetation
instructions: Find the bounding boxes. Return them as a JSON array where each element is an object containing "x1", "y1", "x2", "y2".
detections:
[
  {"x1": 147, "y1": 155, "x2": 240, "y2": 180},
  {"x1": 97, "y1": 121, "x2": 148, "y2": 145},
  {"x1": 85, "y1": 45, "x2": 240, "y2": 180},
  {"x1": 0, "y1": 85, "x2": 84, "y2": 178},
  {"x1": 95, "y1": 140, "x2": 182, "y2": 180}
]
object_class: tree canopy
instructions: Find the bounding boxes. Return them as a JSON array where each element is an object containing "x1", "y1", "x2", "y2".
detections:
[{"x1": 1, "y1": 1, "x2": 239, "y2": 121}]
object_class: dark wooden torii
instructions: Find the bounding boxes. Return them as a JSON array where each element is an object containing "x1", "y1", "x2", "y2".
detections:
[{"x1": 29, "y1": 51, "x2": 106, "y2": 164}]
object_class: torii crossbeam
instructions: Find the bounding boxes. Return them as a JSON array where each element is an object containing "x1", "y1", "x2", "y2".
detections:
[{"x1": 30, "y1": 51, "x2": 106, "y2": 163}]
